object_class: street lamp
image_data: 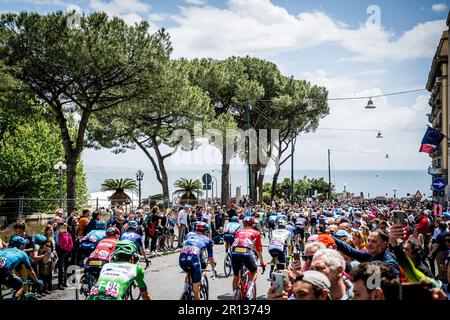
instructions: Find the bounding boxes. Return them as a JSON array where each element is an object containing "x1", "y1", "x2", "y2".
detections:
[
  {"x1": 365, "y1": 98, "x2": 376, "y2": 109},
  {"x1": 210, "y1": 172, "x2": 218, "y2": 205},
  {"x1": 393, "y1": 188, "x2": 397, "y2": 199},
  {"x1": 136, "y1": 170, "x2": 144, "y2": 208},
  {"x1": 343, "y1": 183, "x2": 346, "y2": 193},
  {"x1": 53, "y1": 160, "x2": 67, "y2": 210}
]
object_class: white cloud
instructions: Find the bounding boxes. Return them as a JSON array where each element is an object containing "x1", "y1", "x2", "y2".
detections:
[
  {"x1": 166, "y1": 0, "x2": 446, "y2": 61},
  {"x1": 90, "y1": 0, "x2": 150, "y2": 16},
  {"x1": 184, "y1": 0, "x2": 207, "y2": 5},
  {"x1": 432, "y1": 3, "x2": 448, "y2": 13}
]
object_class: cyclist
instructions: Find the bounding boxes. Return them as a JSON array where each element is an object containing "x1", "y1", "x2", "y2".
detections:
[
  {"x1": 79, "y1": 220, "x2": 108, "y2": 264},
  {"x1": 268, "y1": 220, "x2": 293, "y2": 275},
  {"x1": 85, "y1": 227, "x2": 121, "y2": 279},
  {"x1": 179, "y1": 222, "x2": 216, "y2": 300},
  {"x1": 267, "y1": 211, "x2": 278, "y2": 239},
  {"x1": 0, "y1": 235, "x2": 43, "y2": 299},
  {"x1": 292, "y1": 211, "x2": 307, "y2": 251},
  {"x1": 231, "y1": 216, "x2": 266, "y2": 299},
  {"x1": 223, "y1": 216, "x2": 241, "y2": 252},
  {"x1": 120, "y1": 221, "x2": 150, "y2": 269},
  {"x1": 88, "y1": 240, "x2": 150, "y2": 300}
]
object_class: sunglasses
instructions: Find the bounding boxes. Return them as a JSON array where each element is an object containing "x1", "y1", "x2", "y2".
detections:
[{"x1": 302, "y1": 255, "x2": 314, "y2": 261}]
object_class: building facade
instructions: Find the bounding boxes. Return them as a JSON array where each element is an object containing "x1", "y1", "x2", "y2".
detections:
[{"x1": 426, "y1": 15, "x2": 449, "y2": 202}]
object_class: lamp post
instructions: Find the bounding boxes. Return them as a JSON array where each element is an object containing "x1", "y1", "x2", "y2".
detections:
[
  {"x1": 393, "y1": 188, "x2": 397, "y2": 199},
  {"x1": 211, "y1": 173, "x2": 218, "y2": 205},
  {"x1": 53, "y1": 160, "x2": 67, "y2": 210},
  {"x1": 136, "y1": 170, "x2": 144, "y2": 208}
]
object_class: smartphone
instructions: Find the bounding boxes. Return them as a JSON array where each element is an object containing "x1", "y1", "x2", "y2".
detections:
[
  {"x1": 293, "y1": 252, "x2": 300, "y2": 262},
  {"x1": 392, "y1": 210, "x2": 406, "y2": 225},
  {"x1": 400, "y1": 283, "x2": 432, "y2": 301},
  {"x1": 271, "y1": 272, "x2": 284, "y2": 294},
  {"x1": 280, "y1": 270, "x2": 289, "y2": 282}
]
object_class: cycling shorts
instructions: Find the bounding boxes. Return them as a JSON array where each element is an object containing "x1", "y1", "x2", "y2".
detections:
[
  {"x1": 231, "y1": 247, "x2": 257, "y2": 276},
  {"x1": 268, "y1": 248, "x2": 286, "y2": 264},
  {"x1": 223, "y1": 233, "x2": 235, "y2": 245},
  {"x1": 310, "y1": 217, "x2": 317, "y2": 226},
  {"x1": 179, "y1": 254, "x2": 204, "y2": 283},
  {"x1": 0, "y1": 269, "x2": 23, "y2": 291},
  {"x1": 295, "y1": 225, "x2": 305, "y2": 239}
]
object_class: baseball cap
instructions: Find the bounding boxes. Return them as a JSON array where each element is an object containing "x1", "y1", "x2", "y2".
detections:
[
  {"x1": 300, "y1": 270, "x2": 331, "y2": 290},
  {"x1": 335, "y1": 230, "x2": 352, "y2": 239}
]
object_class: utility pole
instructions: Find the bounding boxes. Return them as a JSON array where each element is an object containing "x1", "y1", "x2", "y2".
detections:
[
  {"x1": 246, "y1": 101, "x2": 252, "y2": 202},
  {"x1": 291, "y1": 138, "x2": 295, "y2": 204},
  {"x1": 328, "y1": 149, "x2": 332, "y2": 200}
]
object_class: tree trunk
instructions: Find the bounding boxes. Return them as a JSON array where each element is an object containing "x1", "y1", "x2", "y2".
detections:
[
  {"x1": 221, "y1": 149, "x2": 230, "y2": 207},
  {"x1": 151, "y1": 137, "x2": 170, "y2": 200},
  {"x1": 65, "y1": 154, "x2": 78, "y2": 214},
  {"x1": 271, "y1": 165, "x2": 281, "y2": 200}
]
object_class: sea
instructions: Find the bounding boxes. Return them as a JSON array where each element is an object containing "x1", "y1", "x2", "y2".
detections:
[{"x1": 85, "y1": 167, "x2": 432, "y2": 201}]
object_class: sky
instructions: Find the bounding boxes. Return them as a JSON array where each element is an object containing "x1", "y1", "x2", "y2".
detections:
[{"x1": 1, "y1": 0, "x2": 450, "y2": 174}]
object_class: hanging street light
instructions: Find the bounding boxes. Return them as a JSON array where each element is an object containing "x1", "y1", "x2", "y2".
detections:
[
  {"x1": 365, "y1": 98, "x2": 376, "y2": 109},
  {"x1": 376, "y1": 131, "x2": 383, "y2": 138}
]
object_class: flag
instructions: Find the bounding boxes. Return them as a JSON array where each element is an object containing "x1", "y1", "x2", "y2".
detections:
[{"x1": 419, "y1": 126, "x2": 444, "y2": 154}]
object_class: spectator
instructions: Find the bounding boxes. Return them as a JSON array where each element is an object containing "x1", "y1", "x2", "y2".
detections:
[
  {"x1": 78, "y1": 208, "x2": 91, "y2": 237},
  {"x1": 55, "y1": 224, "x2": 73, "y2": 290},
  {"x1": 351, "y1": 262, "x2": 399, "y2": 300},
  {"x1": 37, "y1": 240, "x2": 54, "y2": 294},
  {"x1": 177, "y1": 205, "x2": 188, "y2": 247},
  {"x1": 331, "y1": 229, "x2": 401, "y2": 278},
  {"x1": 429, "y1": 222, "x2": 449, "y2": 282},
  {"x1": 311, "y1": 248, "x2": 353, "y2": 300},
  {"x1": 408, "y1": 228, "x2": 424, "y2": 249},
  {"x1": 215, "y1": 206, "x2": 225, "y2": 230},
  {"x1": 83, "y1": 211, "x2": 100, "y2": 236}
]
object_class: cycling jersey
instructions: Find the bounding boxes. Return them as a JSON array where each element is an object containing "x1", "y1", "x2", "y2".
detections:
[
  {"x1": 88, "y1": 262, "x2": 146, "y2": 300},
  {"x1": 0, "y1": 248, "x2": 32, "y2": 271},
  {"x1": 120, "y1": 231, "x2": 144, "y2": 252},
  {"x1": 232, "y1": 228, "x2": 262, "y2": 254},
  {"x1": 87, "y1": 238, "x2": 119, "y2": 266},
  {"x1": 268, "y1": 214, "x2": 278, "y2": 224},
  {"x1": 0, "y1": 248, "x2": 32, "y2": 290},
  {"x1": 268, "y1": 229, "x2": 292, "y2": 252},
  {"x1": 80, "y1": 230, "x2": 107, "y2": 253},
  {"x1": 223, "y1": 222, "x2": 241, "y2": 244},
  {"x1": 179, "y1": 233, "x2": 213, "y2": 283}
]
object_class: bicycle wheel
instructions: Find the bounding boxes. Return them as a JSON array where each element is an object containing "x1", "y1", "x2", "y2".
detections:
[
  {"x1": 200, "y1": 275, "x2": 209, "y2": 300},
  {"x1": 127, "y1": 281, "x2": 141, "y2": 300},
  {"x1": 232, "y1": 288, "x2": 242, "y2": 300},
  {"x1": 171, "y1": 234, "x2": 179, "y2": 250},
  {"x1": 224, "y1": 252, "x2": 232, "y2": 277}
]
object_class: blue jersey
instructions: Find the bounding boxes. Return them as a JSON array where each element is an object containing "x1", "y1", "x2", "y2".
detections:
[
  {"x1": 276, "y1": 215, "x2": 288, "y2": 223},
  {"x1": 120, "y1": 231, "x2": 143, "y2": 252},
  {"x1": 268, "y1": 214, "x2": 278, "y2": 223},
  {"x1": 224, "y1": 222, "x2": 241, "y2": 234},
  {"x1": 180, "y1": 233, "x2": 213, "y2": 258},
  {"x1": 80, "y1": 230, "x2": 107, "y2": 252},
  {"x1": 0, "y1": 248, "x2": 32, "y2": 271}
]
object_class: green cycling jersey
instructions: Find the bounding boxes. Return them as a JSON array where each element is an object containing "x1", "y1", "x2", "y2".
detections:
[{"x1": 88, "y1": 261, "x2": 146, "y2": 300}]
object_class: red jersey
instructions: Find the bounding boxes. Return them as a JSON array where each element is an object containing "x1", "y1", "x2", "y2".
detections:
[
  {"x1": 415, "y1": 216, "x2": 430, "y2": 235},
  {"x1": 88, "y1": 238, "x2": 118, "y2": 262},
  {"x1": 232, "y1": 227, "x2": 262, "y2": 252}
]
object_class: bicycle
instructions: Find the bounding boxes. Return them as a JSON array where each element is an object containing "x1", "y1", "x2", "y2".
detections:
[
  {"x1": 77, "y1": 263, "x2": 101, "y2": 300},
  {"x1": 0, "y1": 280, "x2": 38, "y2": 301},
  {"x1": 181, "y1": 269, "x2": 210, "y2": 300},
  {"x1": 224, "y1": 248, "x2": 232, "y2": 277},
  {"x1": 233, "y1": 252, "x2": 264, "y2": 301},
  {"x1": 156, "y1": 228, "x2": 179, "y2": 252}
]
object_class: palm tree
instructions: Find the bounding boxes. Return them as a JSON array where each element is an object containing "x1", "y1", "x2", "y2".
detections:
[
  {"x1": 101, "y1": 178, "x2": 138, "y2": 206},
  {"x1": 173, "y1": 178, "x2": 203, "y2": 205}
]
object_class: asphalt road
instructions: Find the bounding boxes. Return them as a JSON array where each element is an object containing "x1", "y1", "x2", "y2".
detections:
[{"x1": 43, "y1": 237, "x2": 273, "y2": 300}]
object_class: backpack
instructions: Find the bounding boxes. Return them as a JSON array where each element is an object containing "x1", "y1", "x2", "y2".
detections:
[{"x1": 57, "y1": 231, "x2": 73, "y2": 252}]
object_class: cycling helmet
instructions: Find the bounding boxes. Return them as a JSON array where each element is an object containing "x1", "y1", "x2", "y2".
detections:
[
  {"x1": 33, "y1": 234, "x2": 47, "y2": 246},
  {"x1": 95, "y1": 220, "x2": 107, "y2": 230},
  {"x1": 230, "y1": 216, "x2": 239, "y2": 223},
  {"x1": 114, "y1": 240, "x2": 137, "y2": 257},
  {"x1": 194, "y1": 222, "x2": 209, "y2": 234},
  {"x1": 106, "y1": 227, "x2": 120, "y2": 237},
  {"x1": 126, "y1": 220, "x2": 139, "y2": 230},
  {"x1": 277, "y1": 220, "x2": 287, "y2": 228},
  {"x1": 243, "y1": 216, "x2": 255, "y2": 227},
  {"x1": 10, "y1": 235, "x2": 27, "y2": 249}
]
